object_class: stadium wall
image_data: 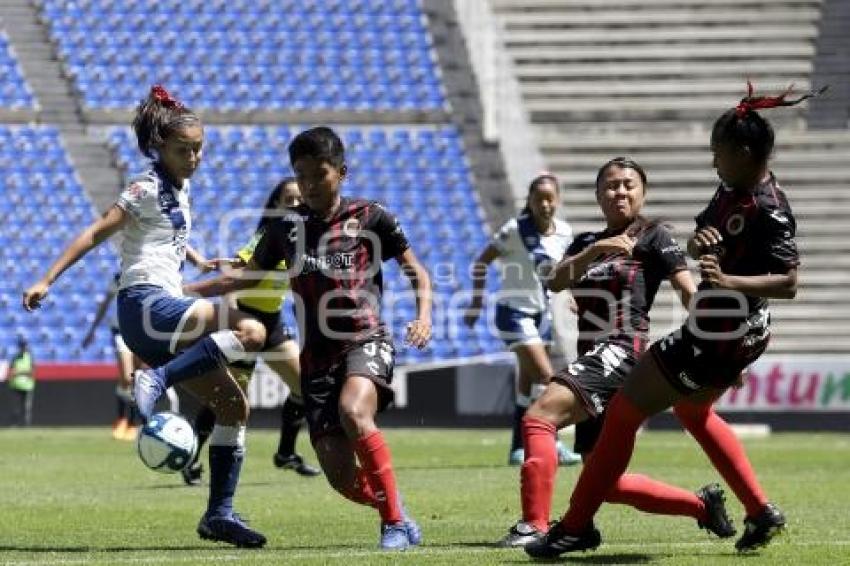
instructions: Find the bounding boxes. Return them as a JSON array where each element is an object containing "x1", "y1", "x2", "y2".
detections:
[{"x1": 6, "y1": 355, "x2": 850, "y2": 430}]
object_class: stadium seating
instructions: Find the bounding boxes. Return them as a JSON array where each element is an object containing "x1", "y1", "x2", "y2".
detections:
[
  {"x1": 37, "y1": 0, "x2": 447, "y2": 112},
  {"x1": 0, "y1": 126, "x2": 118, "y2": 362},
  {"x1": 0, "y1": 33, "x2": 36, "y2": 108},
  {"x1": 107, "y1": 125, "x2": 501, "y2": 364}
]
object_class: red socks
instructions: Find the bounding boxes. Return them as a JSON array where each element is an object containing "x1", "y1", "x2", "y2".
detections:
[
  {"x1": 353, "y1": 430, "x2": 403, "y2": 524},
  {"x1": 521, "y1": 416, "x2": 559, "y2": 531},
  {"x1": 562, "y1": 392, "x2": 646, "y2": 532},
  {"x1": 341, "y1": 467, "x2": 378, "y2": 508},
  {"x1": 606, "y1": 473, "x2": 706, "y2": 521},
  {"x1": 674, "y1": 401, "x2": 768, "y2": 517}
]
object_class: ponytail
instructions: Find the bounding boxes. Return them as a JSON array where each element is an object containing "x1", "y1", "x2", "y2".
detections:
[
  {"x1": 132, "y1": 85, "x2": 201, "y2": 159},
  {"x1": 712, "y1": 81, "x2": 827, "y2": 163}
]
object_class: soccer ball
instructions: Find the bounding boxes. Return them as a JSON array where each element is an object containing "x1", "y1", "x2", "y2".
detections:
[{"x1": 137, "y1": 412, "x2": 197, "y2": 474}]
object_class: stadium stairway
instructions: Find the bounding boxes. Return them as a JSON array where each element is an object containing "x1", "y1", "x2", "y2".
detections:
[
  {"x1": 492, "y1": 0, "x2": 822, "y2": 128},
  {"x1": 0, "y1": 0, "x2": 123, "y2": 214},
  {"x1": 488, "y1": 0, "x2": 850, "y2": 353},
  {"x1": 808, "y1": 0, "x2": 850, "y2": 128}
]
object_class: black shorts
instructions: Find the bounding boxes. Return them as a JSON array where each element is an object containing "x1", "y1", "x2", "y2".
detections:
[
  {"x1": 303, "y1": 339, "x2": 396, "y2": 440},
  {"x1": 650, "y1": 315, "x2": 770, "y2": 394},
  {"x1": 236, "y1": 302, "x2": 296, "y2": 350},
  {"x1": 551, "y1": 339, "x2": 639, "y2": 454}
]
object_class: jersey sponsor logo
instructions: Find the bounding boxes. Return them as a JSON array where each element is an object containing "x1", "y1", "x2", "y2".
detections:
[
  {"x1": 299, "y1": 251, "x2": 355, "y2": 274},
  {"x1": 725, "y1": 213, "x2": 745, "y2": 236}
]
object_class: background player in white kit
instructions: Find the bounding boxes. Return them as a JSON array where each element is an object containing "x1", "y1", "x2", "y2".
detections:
[{"x1": 463, "y1": 173, "x2": 581, "y2": 466}]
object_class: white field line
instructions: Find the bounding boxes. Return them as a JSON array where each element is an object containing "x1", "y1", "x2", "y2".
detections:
[{"x1": 3, "y1": 540, "x2": 850, "y2": 565}]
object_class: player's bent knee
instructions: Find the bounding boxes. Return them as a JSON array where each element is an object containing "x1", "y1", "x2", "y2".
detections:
[
  {"x1": 526, "y1": 396, "x2": 563, "y2": 425},
  {"x1": 339, "y1": 402, "x2": 374, "y2": 435}
]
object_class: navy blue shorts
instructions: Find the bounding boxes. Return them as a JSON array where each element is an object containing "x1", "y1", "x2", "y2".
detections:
[
  {"x1": 117, "y1": 285, "x2": 198, "y2": 367},
  {"x1": 494, "y1": 303, "x2": 552, "y2": 349}
]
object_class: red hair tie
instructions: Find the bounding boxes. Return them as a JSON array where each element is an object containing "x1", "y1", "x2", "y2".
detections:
[
  {"x1": 736, "y1": 80, "x2": 828, "y2": 118},
  {"x1": 151, "y1": 84, "x2": 183, "y2": 109}
]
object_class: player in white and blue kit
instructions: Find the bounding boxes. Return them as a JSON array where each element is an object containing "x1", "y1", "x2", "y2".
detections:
[
  {"x1": 463, "y1": 173, "x2": 581, "y2": 466},
  {"x1": 23, "y1": 85, "x2": 267, "y2": 548}
]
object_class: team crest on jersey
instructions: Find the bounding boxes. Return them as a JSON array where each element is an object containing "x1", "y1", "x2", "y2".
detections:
[
  {"x1": 127, "y1": 182, "x2": 145, "y2": 198},
  {"x1": 342, "y1": 217, "x2": 361, "y2": 238},
  {"x1": 725, "y1": 213, "x2": 745, "y2": 236}
]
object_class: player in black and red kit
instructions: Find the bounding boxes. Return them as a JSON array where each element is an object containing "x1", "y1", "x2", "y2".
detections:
[
  {"x1": 189, "y1": 127, "x2": 432, "y2": 550},
  {"x1": 500, "y1": 158, "x2": 733, "y2": 547},
  {"x1": 527, "y1": 84, "x2": 819, "y2": 558}
]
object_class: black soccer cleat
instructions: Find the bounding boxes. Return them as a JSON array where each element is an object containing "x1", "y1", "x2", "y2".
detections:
[
  {"x1": 524, "y1": 520, "x2": 601, "y2": 559},
  {"x1": 735, "y1": 503, "x2": 786, "y2": 552},
  {"x1": 197, "y1": 512, "x2": 267, "y2": 549},
  {"x1": 497, "y1": 520, "x2": 545, "y2": 548},
  {"x1": 696, "y1": 483, "x2": 736, "y2": 538},
  {"x1": 273, "y1": 453, "x2": 322, "y2": 477},
  {"x1": 181, "y1": 462, "x2": 202, "y2": 486}
]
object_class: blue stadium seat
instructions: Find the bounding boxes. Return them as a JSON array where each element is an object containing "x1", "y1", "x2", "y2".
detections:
[
  {"x1": 0, "y1": 126, "x2": 118, "y2": 361},
  {"x1": 37, "y1": 0, "x2": 447, "y2": 112}
]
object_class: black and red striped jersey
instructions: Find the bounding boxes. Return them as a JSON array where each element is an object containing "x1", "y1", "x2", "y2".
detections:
[
  {"x1": 568, "y1": 222, "x2": 688, "y2": 356},
  {"x1": 252, "y1": 197, "x2": 410, "y2": 375},
  {"x1": 693, "y1": 174, "x2": 799, "y2": 320}
]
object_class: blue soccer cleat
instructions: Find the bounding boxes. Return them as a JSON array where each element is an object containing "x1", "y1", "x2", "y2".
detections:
[
  {"x1": 197, "y1": 512, "x2": 267, "y2": 548},
  {"x1": 398, "y1": 493, "x2": 422, "y2": 546},
  {"x1": 380, "y1": 522, "x2": 410, "y2": 550},
  {"x1": 132, "y1": 368, "x2": 166, "y2": 420}
]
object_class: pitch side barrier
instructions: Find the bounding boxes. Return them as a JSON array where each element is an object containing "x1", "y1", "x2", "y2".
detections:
[{"x1": 6, "y1": 355, "x2": 850, "y2": 430}]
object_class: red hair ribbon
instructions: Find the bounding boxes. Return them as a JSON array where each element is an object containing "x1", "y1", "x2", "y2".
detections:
[
  {"x1": 151, "y1": 84, "x2": 183, "y2": 108},
  {"x1": 736, "y1": 80, "x2": 828, "y2": 118}
]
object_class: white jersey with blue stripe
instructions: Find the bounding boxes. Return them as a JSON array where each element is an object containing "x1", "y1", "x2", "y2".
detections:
[
  {"x1": 491, "y1": 215, "x2": 572, "y2": 314},
  {"x1": 115, "y1": 167, "x2": 191, "y2": 296}
]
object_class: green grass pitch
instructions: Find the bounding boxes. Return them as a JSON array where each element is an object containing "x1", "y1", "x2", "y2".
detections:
[{"x1": 0, "y1": 427, "x2": 847, "y2": 565}]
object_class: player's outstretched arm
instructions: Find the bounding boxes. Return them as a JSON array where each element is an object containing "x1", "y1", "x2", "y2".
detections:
[
  {"x1": 462, "y1": 244, "x2": 500, "y2": 328},
  {"x1": 183, "y1": 258, "x2": 266, "y2": 298},
  {"x1": 185, "y1": 245, "x2": 218, "y2": 273},
  {"x1": 23, "y1": 204, "x2": 128, "y2": 311},
  {"x1": 397, "y1": 248, "x2": 432, "y2": 349}
]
